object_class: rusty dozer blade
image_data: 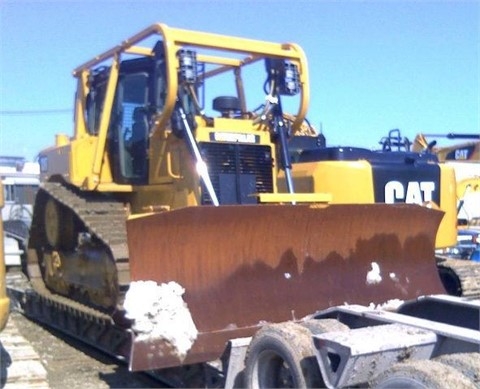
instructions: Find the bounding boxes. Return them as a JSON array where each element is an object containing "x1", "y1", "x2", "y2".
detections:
[{"x1": 126, "y1": 203, "x2": 445, "y2": 371}]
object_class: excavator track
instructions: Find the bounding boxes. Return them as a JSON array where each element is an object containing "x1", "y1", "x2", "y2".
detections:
[{"x1": 437, "y1": 257, "x2": 480, "y2": 299}]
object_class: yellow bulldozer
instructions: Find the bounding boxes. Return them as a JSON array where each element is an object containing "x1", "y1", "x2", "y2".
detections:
[{"x1": 25, "y1": 24, "x2": 450, "y2": 374}]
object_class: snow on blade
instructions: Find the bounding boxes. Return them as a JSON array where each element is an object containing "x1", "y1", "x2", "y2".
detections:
[
  {"x1": 124, "y1": 280, "x2": 198, "y2": 360},
  {"x1": 375, "y1": 299, "x2": 404, "y2": 311},
  {"x1": 366, "y1": 261, "x2": 382, "y2": 285}
]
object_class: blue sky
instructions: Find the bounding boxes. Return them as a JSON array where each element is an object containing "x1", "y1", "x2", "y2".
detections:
[{"x1": 0, "y1": 0, "x2": 478, "y2": 161}]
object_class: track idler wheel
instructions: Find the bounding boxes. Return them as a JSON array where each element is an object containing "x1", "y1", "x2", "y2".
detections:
[{"x1": 44, "y1": 198, "x2": 77, "y2": 250}]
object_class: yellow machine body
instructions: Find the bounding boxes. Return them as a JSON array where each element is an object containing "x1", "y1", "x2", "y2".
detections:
[
  {"x1": 38, "y1": 23, "x2": 310, "y2": 214},
  {"x1": 280, "y1": 158, "x2": 457, "y2": 248}
]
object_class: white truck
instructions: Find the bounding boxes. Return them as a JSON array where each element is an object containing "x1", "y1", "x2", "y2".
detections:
[{"x1": 0, "y1": 156, "x2": 39, "y2": 266}]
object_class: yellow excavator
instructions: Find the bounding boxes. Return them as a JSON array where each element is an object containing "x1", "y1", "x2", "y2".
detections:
[
  {"x1": 413, "y1": 132, "x2": 480, "y2": 162},
  {"x1": 413, "y1": 132, "x2": 480, "y2": 222},
  {"x1": 26, "y1": 24, "x2": 447, "y2": 372},
  {"x1": 284, "y1": 129, "x2": 458, "y2": 248},
  {"x1": 283, "y1": 128, "x2": 480, "y2": 297}
]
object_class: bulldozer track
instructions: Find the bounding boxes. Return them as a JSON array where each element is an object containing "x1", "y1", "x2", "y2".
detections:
[
  {"x1": 3, "y1": 272, "x2": 166, "y2": 389},
  {"x1": 6, "y1": 268, "x2": 220, "y2": 388},
  {"x1": 16, "y1": 181, "x2": 135, "y2": 362},
  {"x1": 6, "y1": 269, "x2": 132, "y2": 362},
  {"x1": 39, "y1": 182, "x2": 129, "y2": 262},
  {"x1": 29, "y1": 181, "x2": 131, "y2": 290},
  {"x1": 5, "y1": 271, "x2": 191, "y2": 388}
]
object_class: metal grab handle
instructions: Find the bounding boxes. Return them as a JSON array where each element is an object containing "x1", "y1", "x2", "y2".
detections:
[{"x1": 177, "y1": 105, "x2": 220, "y2": 206}]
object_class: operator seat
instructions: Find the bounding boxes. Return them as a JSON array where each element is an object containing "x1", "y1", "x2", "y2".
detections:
[
  {"x1": 130, "y1": 107, "x2": 149, "y2": 176},
  {"x1": 213, "y1": 96, "x2": 241, "y2": 118}
]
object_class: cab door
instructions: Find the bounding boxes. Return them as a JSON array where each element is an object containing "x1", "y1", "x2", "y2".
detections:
[{"x1": 110, "y1": 67, "x2": 150, "y2": 185}]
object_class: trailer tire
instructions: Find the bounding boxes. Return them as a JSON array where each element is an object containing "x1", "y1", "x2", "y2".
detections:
[
  {"x1": 243, "y1": 322, "x2": 322, "y2": 388},
  {"x1": 435, "y1": 353, "x2": 480, "y2": 388},
  {"x1": 371, "y1": 360, "x2": 475, "y2": 389}
]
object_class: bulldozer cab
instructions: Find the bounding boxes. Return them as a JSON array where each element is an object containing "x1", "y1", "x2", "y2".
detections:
[
  {"x1": 83, "y1": 42, "x2": 168, "y2": 185},
  {"x1": 40, "y1": 23, "x2": 311, "y2": 211},
  {"x1": 106, "y1": 56, "x2": 162, "y2": 184}
]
